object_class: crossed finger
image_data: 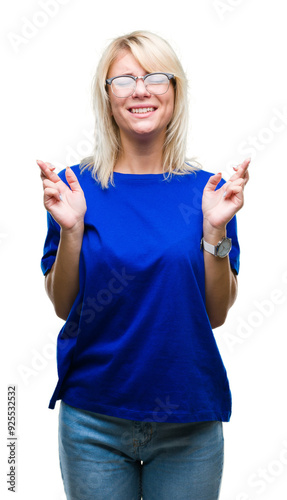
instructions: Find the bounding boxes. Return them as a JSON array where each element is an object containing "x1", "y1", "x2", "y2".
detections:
[
  {"x1": 37, "y1": 159, "x2": 60, "y2": 183},
  {"x1": 229, "y1": 158, "x2": 250, "y2": 187}
]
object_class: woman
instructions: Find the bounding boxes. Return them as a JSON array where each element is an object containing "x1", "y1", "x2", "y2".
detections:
[{"x1": 38, "y1": 30, "x2": 250, "y2": 500}]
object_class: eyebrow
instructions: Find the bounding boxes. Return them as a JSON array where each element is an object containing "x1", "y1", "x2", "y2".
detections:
[{"x1": 116, "y1": 71, "x2": 149, "y2": 77}]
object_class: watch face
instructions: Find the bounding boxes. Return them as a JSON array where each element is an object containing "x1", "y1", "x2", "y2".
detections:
[{"x1": 217, "y1": 238, "x2": 232, "y2": 258}]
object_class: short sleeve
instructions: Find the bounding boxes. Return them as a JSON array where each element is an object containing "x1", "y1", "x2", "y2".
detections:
[
  {"x1": 226, "y1": 215, "x2": 240, "y2": 275},
  {"x1": 40, "y1": 212, "x2": 61, "y2": 276}
]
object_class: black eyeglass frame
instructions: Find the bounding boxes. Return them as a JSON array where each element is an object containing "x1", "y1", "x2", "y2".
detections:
[{"x1": 105, "y1": 72, "x2": 175, "y2": 97}]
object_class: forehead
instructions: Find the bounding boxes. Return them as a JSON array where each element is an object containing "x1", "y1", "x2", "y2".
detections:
[{"x1": 108, "y1": 50, "x2": 147, "y2": 78}]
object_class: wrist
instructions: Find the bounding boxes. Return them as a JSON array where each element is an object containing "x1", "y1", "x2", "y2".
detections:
[
  {"x1": 203, "y1": 220, "x2": 226, "y2": 245},
  {"x1": 61, "y1": 220, "x2": 85, "y2": 238}
]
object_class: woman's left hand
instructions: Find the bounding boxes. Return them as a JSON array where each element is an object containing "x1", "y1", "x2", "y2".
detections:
[{"x1": 202, "y1": 158, "x2": 250, "y2": 232}]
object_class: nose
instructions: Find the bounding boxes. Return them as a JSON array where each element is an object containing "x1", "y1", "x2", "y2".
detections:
[{"x1": 132, "y1": 77, "x2": 151, "y2": 98}]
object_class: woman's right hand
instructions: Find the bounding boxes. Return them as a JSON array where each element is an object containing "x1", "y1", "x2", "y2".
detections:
[{"x1": 37, "y1": 160, "x2": 87, "y2": 231}]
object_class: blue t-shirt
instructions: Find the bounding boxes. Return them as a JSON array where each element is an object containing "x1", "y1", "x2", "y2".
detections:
[{"x1": 41, "y1": 165, "x2": 240, "y2": 423}]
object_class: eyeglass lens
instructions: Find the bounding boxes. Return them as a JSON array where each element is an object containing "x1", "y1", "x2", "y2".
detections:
[{"x1": 111, "y1": 74, "x2": 170, "y2": 97}]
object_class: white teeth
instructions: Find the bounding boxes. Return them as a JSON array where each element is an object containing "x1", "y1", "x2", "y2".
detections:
[{"x1": 130, "y1": 107, "x2": 155, "y2": 114}]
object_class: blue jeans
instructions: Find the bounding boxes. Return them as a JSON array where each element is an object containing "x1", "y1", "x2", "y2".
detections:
[{"x1": 58, "y1": 401, "x2": 224, "y2": 499}]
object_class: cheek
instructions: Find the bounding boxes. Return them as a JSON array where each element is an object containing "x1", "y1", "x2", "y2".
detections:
[
  {"x1": 109, "y1": 104, "x2": 126, "y2": 131},
  {"x1": 110, "y1": 105, "x2": 121, "y2": 124},
  {"x1": 110, "y1": 103, "x2": 120, "y2": 122},
  {"x1": 108, "y1": 90, "x2": 119, "y2": 118},
  {"x1": 109, "y1": 97, "x2": 124, "y2": 122}
]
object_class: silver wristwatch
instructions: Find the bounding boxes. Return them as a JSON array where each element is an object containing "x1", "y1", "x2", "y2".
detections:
[{"x1": 200, "y1": 236, "x2": 232, "y2": 258}]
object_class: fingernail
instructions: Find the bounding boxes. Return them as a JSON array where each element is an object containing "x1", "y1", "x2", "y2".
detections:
[{"x1": 59, "y1": 193, "x2": 63, "y2": 201}]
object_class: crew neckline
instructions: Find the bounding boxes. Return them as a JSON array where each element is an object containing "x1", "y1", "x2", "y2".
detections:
[{"x1": 112, "y1": 171, "x2": 169, "y2": 181}]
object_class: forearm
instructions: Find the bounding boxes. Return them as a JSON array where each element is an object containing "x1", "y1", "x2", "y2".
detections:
[
  {"x1": 203, "y1": 223, "x2": 238, "y2": 329},
  {"x1": 45, "y1": 221, "x2": 84, "y2": 320}
]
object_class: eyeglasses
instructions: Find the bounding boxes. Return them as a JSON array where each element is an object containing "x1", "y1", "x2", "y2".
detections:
[{"x1": 106, "y1": 72, "x2": 175, "y2": 98}]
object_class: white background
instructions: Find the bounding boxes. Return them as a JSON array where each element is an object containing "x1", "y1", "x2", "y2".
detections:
[{"x1": 1, "y1": 0, "x2": 287, "y2": 498}]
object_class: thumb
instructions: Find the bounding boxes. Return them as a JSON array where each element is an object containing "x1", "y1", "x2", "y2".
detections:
[
  {"x1": 65, "y1": 167, "x2": 82, "y2": 192},
  {"x1": 204, "y1": 172, "x2": 222, "y2": 192}
]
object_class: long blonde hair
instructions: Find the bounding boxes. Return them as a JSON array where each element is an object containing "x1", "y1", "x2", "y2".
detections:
[{"x1": 80, "y1": 30, "x2": 200, "y2": 188}]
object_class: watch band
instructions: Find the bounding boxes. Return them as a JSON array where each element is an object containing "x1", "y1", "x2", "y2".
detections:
[{"x1": 200, "y1": 238, "x2": 218, "y2": 256}]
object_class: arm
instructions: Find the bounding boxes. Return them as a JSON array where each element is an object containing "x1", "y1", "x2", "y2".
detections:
[
  {"x1": 45, "y1": 222, "x2": 84, "y2": 320},
  {"x1": 202, "y1": 158, "x2": 250, "y2": 328},
  {"x1": 203, "y1": 223, "x2": 238, "y2": 328},
  {"x1": 37, "y1": 160, "x2": 87, "y2": 320}
]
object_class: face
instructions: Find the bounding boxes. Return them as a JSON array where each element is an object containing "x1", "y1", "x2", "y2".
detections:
[{"x1": 107, "y1": 50, "x2": 175, "y2": 144}]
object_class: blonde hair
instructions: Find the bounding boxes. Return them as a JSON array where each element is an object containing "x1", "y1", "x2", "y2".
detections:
[{"x1": 80, "y1": 30, "x2": 200, "y2": 188}]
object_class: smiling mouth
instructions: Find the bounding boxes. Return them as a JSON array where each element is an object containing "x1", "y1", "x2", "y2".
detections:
[{"x1": 129, "y1": 107, "x2": 156, "y2": 114}]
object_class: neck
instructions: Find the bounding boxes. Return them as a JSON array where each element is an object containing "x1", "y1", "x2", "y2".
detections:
[{"x1": 114, "y1": 132, "x2": 166, "y2": 175}]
